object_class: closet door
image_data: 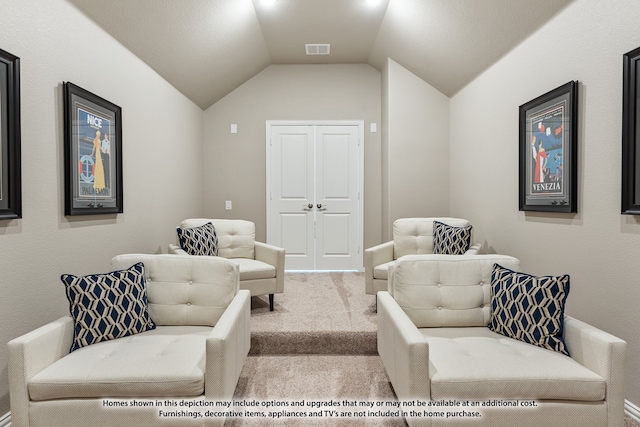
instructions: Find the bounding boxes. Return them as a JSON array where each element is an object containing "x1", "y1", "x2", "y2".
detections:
[{"x1": 267, "y1": 123, "x2": 362, "y2": 271}]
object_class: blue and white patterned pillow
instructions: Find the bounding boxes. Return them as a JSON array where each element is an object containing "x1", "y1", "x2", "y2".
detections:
[
  {"x1": 488, "y1": 264, "x2": 570, "y2": 355},
  {"x1": 177, "y1": 222, "x2": 219, "y2": 256},
  {"x1": 61, "y1": 262, "x2": 156, "y2": 352},
  {"x1": 432, "y1": 220, "x2": 472, "y2": 254}
]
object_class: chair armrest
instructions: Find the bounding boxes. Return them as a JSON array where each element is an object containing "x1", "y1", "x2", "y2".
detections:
[
  {"x1": 205, "y1": 289, "x2": 251, "y2": 401},
  {"x1": 464, "y1": 243, "x2": 482, "y2": 255},
  {"x1": 377, "y1": 291, "x2": 430, "y2": 402},
  {"x1": 168, "y1": 243, "x2": 187, "y2": 255},
  {"x1": 563, "y1": 315, "x2": 627, "y2": 426},
  {"x1": 8, "y1": 316, "x2": 74, "y2": 426},
  {"x1": 255, "y1": 241, "x2": 285, "y2": 293},
  {"x1": 364, "y1": 241, "x2": 394, "y2": 294}
]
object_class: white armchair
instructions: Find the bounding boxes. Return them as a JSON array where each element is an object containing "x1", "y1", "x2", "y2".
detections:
[
  {"x1": 170, "y1": 218, "x2": 285, "y2": 311},
  {"x1": 8, "y1": 254, "x2": 251, "y2": 427},
  {"x1": 364, "y1": 217, "x2": 481, "y2": 296},
  {"x1": 377, "y1": 254, "x2": 627, "y2": 427}
]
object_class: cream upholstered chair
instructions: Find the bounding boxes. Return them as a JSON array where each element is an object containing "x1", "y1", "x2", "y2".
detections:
[
  {"x1": 8, "y1": 254, "x2": 250, "y2": 427},
  {"x1": 364, "y1": 217, "x2": 481, "y2": 296},
  {"x1": 378, "y1": 254, "x2": 627, "y2": 426},
  {"x1": 170, "y1": 218, "x2": 285, "y2": 311}
]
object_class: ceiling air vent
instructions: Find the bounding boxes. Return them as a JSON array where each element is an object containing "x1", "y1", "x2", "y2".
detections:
[{"x1": 305, "y1": 44, "x2": 330, "y2": 55}]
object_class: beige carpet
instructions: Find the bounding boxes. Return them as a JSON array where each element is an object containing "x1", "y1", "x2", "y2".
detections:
[
  {"x1": 227, "y1": 272, "x2": 405, "y2": 426},
  {"x1": 249, "y1": 272, "x2": 377, "y2": 355}
]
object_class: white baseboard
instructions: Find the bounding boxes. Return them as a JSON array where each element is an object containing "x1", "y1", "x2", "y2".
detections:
[
  {"x1": 627, "y1": 400, "x2": 640, "y2": 423},
  {"x1": 0, "y1": 412, "x2": 10, "y2": 427}
]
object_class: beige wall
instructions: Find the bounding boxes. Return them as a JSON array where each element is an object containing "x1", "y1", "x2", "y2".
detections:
[
  {"x1": 0, "y1": 0, "x2": 204, "y2": 415},
  {"x1": 382, "y1": 58, "x2": 450, "y2": 240},
  {"x1": 202, "y1": 64, "x2": 382, "y2": 251},
  {"x1": 450, "y1": 0, "x2": 640, "y2": 407}
]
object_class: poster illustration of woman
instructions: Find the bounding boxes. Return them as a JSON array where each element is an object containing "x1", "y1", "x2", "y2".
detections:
[
  {"x1": 76, "y1": 106, "x2": 111, "y2": 199},
  {"x1": 90, "y1": 130, "x2": 105, "y2": 191},
  {"x1": 529, "y1": 104, "x2": 564, "y2": 197}
]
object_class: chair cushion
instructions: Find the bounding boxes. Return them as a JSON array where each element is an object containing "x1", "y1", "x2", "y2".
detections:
[
  {"x1": 393, "y1": 218, "x2": 471, "y2": 258},
  {"x1": 60, "y1": 262, "x2": 156, "y2": 352},
  {"x1": 421, "y1": 327, "x2": 605, "y2": 402},
  {"x1": 180, "y1": 219, "x2": 255, "y2": 259},
  {"x1": 373, "y1": 261, "x2": 394, "y2": 280},
  {"x1": 28, "y1": 326, "x2": 211, "y2": 401},
  {"x1": 432, "y1": 220, "x2": 472, "y2": 255},
  {"x1": 111, "y1": 254, "x2": 239, "y2": 327},
  {"x1": 391, "y1": 255, "x2": 520, "y2": 328},
  {"x1": 488, "y1": 264, "x2": 570, "y2": 355},
  {"x1": 230, "y1": 258, "x2": 277, "y2": 281},
  {"x1": 176, "y1": 222, "x2": 219, "y2": 256}
]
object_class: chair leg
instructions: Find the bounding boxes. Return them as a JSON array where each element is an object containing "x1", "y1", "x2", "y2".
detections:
[{"x1": 269, "y1": 294, "x2": 274, "y2": 311}]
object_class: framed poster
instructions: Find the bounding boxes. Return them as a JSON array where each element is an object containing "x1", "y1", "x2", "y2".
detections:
[
  {"x1": 622, "y1": 46, "x2": 640, "y2": 215},
  {"x1": 0, "y1": 47, "x2": 21, "y2": 220},
  {"x1": 63, "y1": 82, "x2": 122, "y2": 216},
  {"x1": 519, "y1": 81, "x2": 578, "y2": 213}
]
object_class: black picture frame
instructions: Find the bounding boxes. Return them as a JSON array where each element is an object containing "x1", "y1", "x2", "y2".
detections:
[
  {"x1": 0, "y1": 48, "x2": 21, "y2": 220},
  {"x1": 622, "y1": 46, "x2": 640, "y2": 215},
  {"x1": 63, "y1": 82, "x2": 122, "y2": 216},
  {"x1": 519, "y1": 81, "x2": 578, "y2": 213}
]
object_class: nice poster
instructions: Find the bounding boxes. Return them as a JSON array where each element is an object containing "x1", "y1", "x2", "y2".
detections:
[{"x1": 76, "y1": 106, "x2": 114, "y2": 201}]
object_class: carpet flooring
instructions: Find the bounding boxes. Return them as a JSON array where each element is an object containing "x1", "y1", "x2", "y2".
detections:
[{"x1": 227, "y1": 272, "x2": 405, "y2": 426}]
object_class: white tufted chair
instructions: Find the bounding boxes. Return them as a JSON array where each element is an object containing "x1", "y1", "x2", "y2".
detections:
[
  {"x1": 8, "y1": 254, "x2": 250, "y2": 427},
  {"x1": 170, "y1": 219, "x2": 285, "y2": 311},
  {"x1": 364, "y1": 217, "x2": 481, "y2": 297}
]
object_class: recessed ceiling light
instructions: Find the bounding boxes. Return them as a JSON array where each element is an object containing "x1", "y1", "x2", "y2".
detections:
[
  {"x1": 261, "y1": 0, "x2": 277, "y2": 5},
  {"x1": 364, "y1": 0, "x2": 381, "y2": 4}
]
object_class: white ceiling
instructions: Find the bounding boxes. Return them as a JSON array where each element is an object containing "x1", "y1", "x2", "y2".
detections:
[{"x1": 67, "y1": 0, "x2": 573, "y2": 110}]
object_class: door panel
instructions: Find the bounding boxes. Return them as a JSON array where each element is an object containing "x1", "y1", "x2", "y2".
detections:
[
  {"x1": 315, "y1": 126, "x2": 360, "y2": 270},
  {"x1": 269, "y1": 126, "x2": 315, "y2": 270}
]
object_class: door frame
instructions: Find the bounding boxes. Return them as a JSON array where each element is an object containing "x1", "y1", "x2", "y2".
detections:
[{"x1": 266, "y1": 120, "x2": 365, "y2": 271}]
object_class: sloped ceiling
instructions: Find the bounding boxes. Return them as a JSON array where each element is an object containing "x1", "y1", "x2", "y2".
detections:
[{"x1": 67, "y1": 0, "x2": 573, "y2": 110}]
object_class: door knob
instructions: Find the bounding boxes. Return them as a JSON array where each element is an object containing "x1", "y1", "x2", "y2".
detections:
[
  {"x1": 308, "y1": 204, "x2": 313, "y2": 209},
  {"x1": 303, "y1": 204, "x2": 313, "y2": 211},
  {"x1": 317, "y1": 204, "x2": 322, "y2": 209}
]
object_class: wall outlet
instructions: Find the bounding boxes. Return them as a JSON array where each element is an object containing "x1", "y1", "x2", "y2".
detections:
[{"x1": 225, "y1": 200, "x2": 232, "y2": 210}]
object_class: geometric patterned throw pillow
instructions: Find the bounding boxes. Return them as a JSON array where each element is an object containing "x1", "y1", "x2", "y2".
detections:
[
  {"x1": 176, "y1": 222, "x2": 219, "y2": 256},
  {"x1": 488, "y1": 264, "x2": 570, "y2": 356},
  {"x1": 61, "y1": 262, "x2": 156, "y2": 352},
  {"x1": 432, "y1": 220, "x2": 472, "y2": 254}
]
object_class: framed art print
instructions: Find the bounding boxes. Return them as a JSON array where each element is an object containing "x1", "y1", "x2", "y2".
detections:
[
  {"x1": 519, "y1": 81, "x2": 578, "y2": 213},
  {"x1": 622, "y1": 46, "x2": 640, "y2": 215},
  {"x1": 0, "y1": 47, "x2": 21, "y2": 220},
  {"x1": 63, "y1": 82, "x2": 122, "y2": 216}
]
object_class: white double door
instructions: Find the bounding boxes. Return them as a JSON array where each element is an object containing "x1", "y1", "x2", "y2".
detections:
[{"x1": 267, "y1": 122, "x2": 363, "y2": 271}]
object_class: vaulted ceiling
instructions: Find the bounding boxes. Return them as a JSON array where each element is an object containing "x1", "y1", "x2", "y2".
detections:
[{"x1": 67, "y1": 0, "x2": 573, "y2": 110}]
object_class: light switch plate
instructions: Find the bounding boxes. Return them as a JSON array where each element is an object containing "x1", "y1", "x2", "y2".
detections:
[
  {"x1": 225, "y1": 200, "x2": 232, "y2": 210},
  {"x1": 231, "y1": 124, "x2": 237, "y2": 134}
]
